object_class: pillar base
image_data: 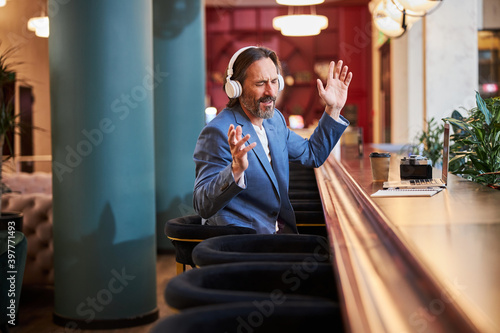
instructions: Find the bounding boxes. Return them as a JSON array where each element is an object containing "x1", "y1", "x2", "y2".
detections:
[{"x1": 52, "y1": 309, "x2": 159, "y2": 330}]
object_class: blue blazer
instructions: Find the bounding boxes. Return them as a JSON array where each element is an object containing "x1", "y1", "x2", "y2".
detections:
[{"x1": 193, "y1": 105, "x2": 348, "y2": 234}]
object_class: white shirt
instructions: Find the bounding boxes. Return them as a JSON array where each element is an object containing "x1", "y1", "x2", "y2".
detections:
[{"x1": 252, "y1": 124, "x2": 271, "y2": 163}]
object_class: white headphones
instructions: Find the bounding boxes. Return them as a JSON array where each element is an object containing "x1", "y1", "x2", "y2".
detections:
[{"x1": 224, "y1": 46, "x2": 285, "y2": 99}]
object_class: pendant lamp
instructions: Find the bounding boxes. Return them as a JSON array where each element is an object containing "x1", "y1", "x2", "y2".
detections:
[
  {"x1": 391, "y1": 0, "x2": 442, "y2": 17},
  {"x1": 276, "y1": 0, "x2": 324, "y2": 5},
  {"x1": 273, "y1": 4, "x2": 328, "y2": 37}
]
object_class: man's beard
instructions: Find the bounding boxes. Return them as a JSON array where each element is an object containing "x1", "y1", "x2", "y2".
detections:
[{"x1": 241, "y1": 94, "x2": 276, "y2": 119}]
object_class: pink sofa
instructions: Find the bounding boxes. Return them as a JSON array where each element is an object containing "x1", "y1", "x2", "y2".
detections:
[{"x1": 3, "y1": 172, "x2": 52, "y2": 195}]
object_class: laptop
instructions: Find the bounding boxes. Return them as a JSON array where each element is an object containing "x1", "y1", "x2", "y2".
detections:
[{"x1": 383, "y1": 123, "x2": 450, "y2": 189}]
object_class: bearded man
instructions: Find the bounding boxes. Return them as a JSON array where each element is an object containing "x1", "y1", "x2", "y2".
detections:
[{"x1": 193, "y1": 46, "x2": 352, "y2": 234}]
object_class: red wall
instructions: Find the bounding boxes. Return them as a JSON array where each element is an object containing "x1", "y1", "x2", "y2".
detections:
[{"x1": 206, "y1": 4, "x2": 372, "y2": 141}]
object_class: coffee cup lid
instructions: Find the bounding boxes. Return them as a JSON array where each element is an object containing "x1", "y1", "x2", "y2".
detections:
[{"x1": 369, "y1": 152, "x2": 391, "y2": 157}]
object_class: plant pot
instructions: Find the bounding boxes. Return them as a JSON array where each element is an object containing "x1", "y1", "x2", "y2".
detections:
[{"x1": 0, "y1": 211, "x2": 23, "y2": 232}]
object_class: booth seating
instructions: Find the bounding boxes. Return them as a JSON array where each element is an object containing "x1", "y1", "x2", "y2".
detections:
[
  {"x1": 0, "y1": 231, "x2": 27, "y2": 332},
  {"x1": 164, "y1": 261, "x2": 339, "y2": 312},
  {"x1": 192, "y1": 234, "x2": 330, "y2": 267},
  {"x1": 1, "y1": 172, "x2": 53, "y2": 286},
  {"x1": 150, "y1": 301, "x2": 343, "y2": 333},
  {"x1": 164, "y1": 215, "x2": 256, "y2": 274}
]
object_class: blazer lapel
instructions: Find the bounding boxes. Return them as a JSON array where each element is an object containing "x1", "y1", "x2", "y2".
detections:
[{"x1": 263, "y1": 121, "x2": 284, "y2": 190}]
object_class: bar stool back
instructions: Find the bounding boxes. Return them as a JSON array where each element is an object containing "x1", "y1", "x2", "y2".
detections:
[
  {"x1": 164, "y1": 215, "x2": 256, "y2": 274},
  {"x1": 288, "y1": 163, "x2": 326, "y2": 236},
  {"x1": 192, "y1": 234, "x2": 330, "y2": 267},
  {"x1": 164, "y1": 261, "x2": 339, "y2": 312}
]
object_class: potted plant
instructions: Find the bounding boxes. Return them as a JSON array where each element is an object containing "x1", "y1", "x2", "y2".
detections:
[
  {"x1": 0, "y1": 41, "x2": 24, "y2": 231},
  {"x1": 443, "y1": 92, "x2": 500, "y2": 190}
]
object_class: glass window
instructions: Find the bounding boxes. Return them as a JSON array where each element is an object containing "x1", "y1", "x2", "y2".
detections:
[{"x1": 478, "y1": 30, "x2": 500, "y2": 99}]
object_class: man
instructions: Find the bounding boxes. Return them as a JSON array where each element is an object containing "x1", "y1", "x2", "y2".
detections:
[{"x1": 193, "y1": 46, "x2": 352, "y2": 234}]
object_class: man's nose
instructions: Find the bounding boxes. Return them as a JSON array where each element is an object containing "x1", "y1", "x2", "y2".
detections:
[{"x1": 264, "y1": 82, "x2": 276, "y2": 95}]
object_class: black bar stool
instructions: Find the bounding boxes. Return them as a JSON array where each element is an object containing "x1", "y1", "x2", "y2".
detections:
[
  {"x1": 288, "y1": 189, "x2": 321, "y2": 200},
  {"x1": 288, "y1": 164, "x2": 326, "y2": 236},
  {"x1": 164, "y1": 215, "x2": 256, "y2": 274},
  {"x1": 164, "y1": 261, "x2": 339, "y2": 312},
  {"x1": 150, "y1": 301, "x2": 344, "y2": 333},
  {"x1": 191, "y1": 234, "x2": 330, "y2": 267}
]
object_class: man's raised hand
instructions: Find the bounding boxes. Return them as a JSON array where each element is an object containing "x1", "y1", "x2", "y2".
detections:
[
  {"x1": 316, "y1": 60, "x2": 353, "y2": 121},
  {"x1": 227, "y1": 124, "x2": 257, "y2": 182}
]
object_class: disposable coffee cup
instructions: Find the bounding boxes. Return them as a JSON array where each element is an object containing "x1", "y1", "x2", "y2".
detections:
[{"x1": 369, "y1": 152, "x2": 391, "y2": 182}]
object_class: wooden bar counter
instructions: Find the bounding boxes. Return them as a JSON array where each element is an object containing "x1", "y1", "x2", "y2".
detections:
[{"x1": 315, "y1": 144, "x2": 500, "y2": 333}]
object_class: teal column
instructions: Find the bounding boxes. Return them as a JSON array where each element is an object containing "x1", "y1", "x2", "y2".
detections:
[
  {"x1": 153, "y1": 0, "x2": 206, "y2": 250},
  {"x1": 49, "y1": 0, "x2": 157, "y2": 328}
]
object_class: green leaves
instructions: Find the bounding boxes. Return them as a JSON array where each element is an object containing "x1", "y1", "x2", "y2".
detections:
[
  {"x1": 443, "y1": 93, "x2": 500, "y2": 188},
  {"x1": 476, "y1": 91, "x2": 492, "y2": 125},
  {"x1": 443, "y1": 117, "x2": 472, "y2": 136},
  {"x1": 411, "y1": 117, "x2": 445, "y2": 166},
  {"x1": 0, "y1": 41, "x2": 24, "y2": 161},
  {"x1": 0, "y1": 42, "x2": 18, "y2": 90}
]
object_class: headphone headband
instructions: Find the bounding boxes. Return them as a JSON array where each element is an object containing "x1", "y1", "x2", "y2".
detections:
[
  {"x1": 224, "y1": 45, "x2": 284, "y2": 99},
  {"x1": 227, "y1": 46, "x2": 257, "y2": 78}
]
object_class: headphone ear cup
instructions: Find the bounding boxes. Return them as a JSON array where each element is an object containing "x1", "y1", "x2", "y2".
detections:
[
  {"x1": 225, "y1": 79, "x2": 242, "y2": 99},
  {"x1": 277, "y1": 74, "x2": 284, "y2": 92}
]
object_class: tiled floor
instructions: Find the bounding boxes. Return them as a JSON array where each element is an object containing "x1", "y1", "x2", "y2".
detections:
[{"x1": 9, "y1": 253, "x2": 177, "y2": 333}]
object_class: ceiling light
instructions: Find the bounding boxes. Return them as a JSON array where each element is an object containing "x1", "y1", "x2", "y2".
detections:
[
  {"x1": 273, "y1": 14, "x2": 328, "y2": 36},
  {"x1": 273, "y1": 5, "x2": 328, "y2": 37},
  {"x1": 0, "y1": 0, "x2": 6, "y2": 7},
  {"x1": 370, "y1": 0, "x2": 443, "y2": 38},
  {"x1": 391, "y1": 0, "x2": 442, "y2": 17},
  {"x1": 276, "y1": 0, "x2": 325, "y2": 5},
  {"x1": 371, "y1": 0, "x2": 418, "y2": 38}
]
